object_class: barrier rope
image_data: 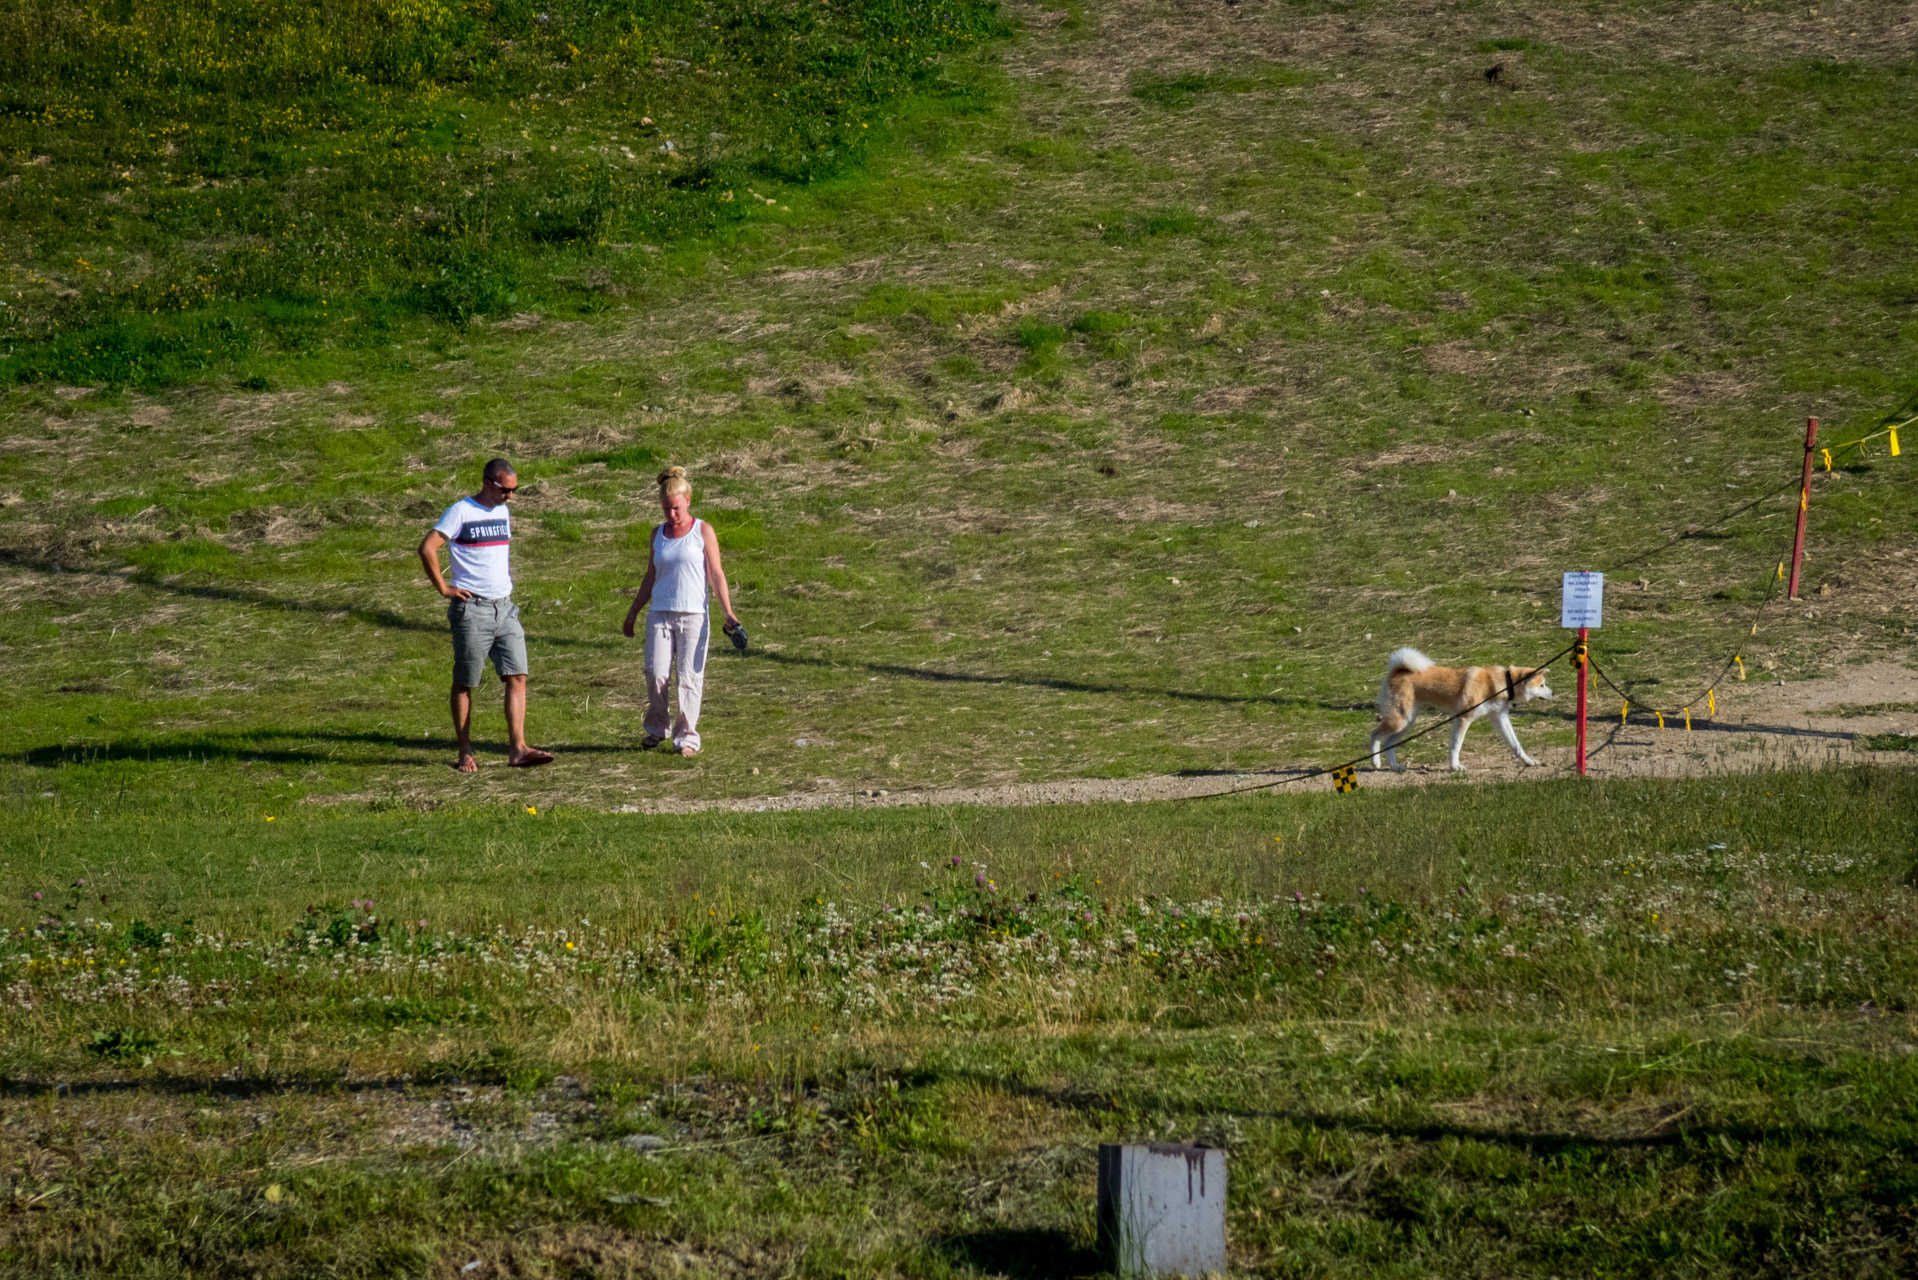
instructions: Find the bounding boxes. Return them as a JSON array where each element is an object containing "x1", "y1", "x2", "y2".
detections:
[
  {"x1": 1196, "y1": 409, "x2": 1907, "y2": 794},
  {"x1": 1584, "y1": 412, "x2": 1911, "y2": 726},
  {"x1": 1815, "y1": 415, "x2": 1909, "y2": 474},
  {"x1": 1598, "y1": 473, "x2": 1803, "y2": 577},
  {"x1": 1581, "y1": 500, "x2": 1797, "y2": 728}
]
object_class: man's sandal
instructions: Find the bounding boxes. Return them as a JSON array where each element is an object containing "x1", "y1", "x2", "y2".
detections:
[{"x1": 508, "y1": 748, "x2": 555, "y2": 768}]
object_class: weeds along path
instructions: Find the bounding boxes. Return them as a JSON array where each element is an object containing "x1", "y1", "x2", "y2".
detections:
[{"x1": 4, "y1": 1, "x2": 1917, "y2": 815}]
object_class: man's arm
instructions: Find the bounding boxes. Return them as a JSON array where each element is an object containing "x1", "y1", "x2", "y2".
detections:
[{"x1": 418, "y1": 530, "x2": 470, "y2": 600}]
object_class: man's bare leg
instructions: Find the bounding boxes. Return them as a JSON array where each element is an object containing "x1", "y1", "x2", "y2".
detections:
[
  {"x1": 451, "y1": 683, "x2": 478, "y2": 772},
  {"x1": 501, "y1": 676, "x2": 553, "y2": 766}
]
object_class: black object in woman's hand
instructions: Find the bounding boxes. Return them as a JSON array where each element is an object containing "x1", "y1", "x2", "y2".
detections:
[{"x1": 724, "y1": 619, "x2": 749, "y2": 652}]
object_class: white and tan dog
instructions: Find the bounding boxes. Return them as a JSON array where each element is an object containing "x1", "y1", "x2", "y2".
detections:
[{"x1": 1370, "y1": 648, "x2": 1553, "y2": 772}]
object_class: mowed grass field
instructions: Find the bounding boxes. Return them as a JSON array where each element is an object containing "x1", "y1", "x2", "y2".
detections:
[
  {"x1": 5, "y1": 0, "x2": 1918, "y2": 1275},
  {"x1": 2, "y1": 0, "x2": 1915, "y2": 813},
  {"x1": 6, "y1": 769, "x2": 1918, "y2": 1275}
]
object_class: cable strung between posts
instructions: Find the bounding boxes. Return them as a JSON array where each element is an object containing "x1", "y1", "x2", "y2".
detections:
[
  {"x1": 1185, "y1": 640, "x2": 1580, "y2": 801},
  {"x1": 1192, "y1": 415, "x2": 1901, "y2": 792},
  {"x1": 1588, "y1": 494, "x2": 1807, "y2": 725},
  {"x1": 1599, "y1": 473, "x2": 1804, "y2": 577},
  {"x1": 1812, "y1": 415, "x2": 1911, "y2": 475},
  {"x1": 1477, "y1": 470, "x2": 1804, "y2": 595},
  {"x1": 1192, "y1": 465, "x2": 1797, "y2": 798}
]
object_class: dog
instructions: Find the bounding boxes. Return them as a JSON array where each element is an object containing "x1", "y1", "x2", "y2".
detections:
[{"x1": 1370, "y1": 648, "x2": 1553, "y2": 772}]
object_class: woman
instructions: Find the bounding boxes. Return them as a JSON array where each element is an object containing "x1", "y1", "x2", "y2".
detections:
[{"x1": 621, "y1": 466, "x2": 741, "y2": 756}]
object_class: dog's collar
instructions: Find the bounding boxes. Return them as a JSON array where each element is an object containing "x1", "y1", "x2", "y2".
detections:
[{"x1": 1503, "y1": 665, "x2": 1517, "y2": 702}]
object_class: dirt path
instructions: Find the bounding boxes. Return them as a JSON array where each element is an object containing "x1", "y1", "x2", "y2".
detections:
[{"x1": 625, "y1": 659, "x2": 1918, "y2": 813}]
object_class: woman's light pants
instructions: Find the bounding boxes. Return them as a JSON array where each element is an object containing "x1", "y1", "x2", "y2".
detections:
[{"x1": 644, "y1": 609, "x2": 709, "y2": 751}]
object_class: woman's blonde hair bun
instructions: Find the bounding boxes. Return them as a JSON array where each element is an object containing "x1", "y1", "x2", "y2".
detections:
[{"x1": 657, "y1": 465, "x2": 692, "y2": 499}]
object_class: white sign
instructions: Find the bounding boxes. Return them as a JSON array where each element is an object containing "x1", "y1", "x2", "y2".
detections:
[{"x1": 1561, "y1": 571, "x2": 1604, "y2": 629}]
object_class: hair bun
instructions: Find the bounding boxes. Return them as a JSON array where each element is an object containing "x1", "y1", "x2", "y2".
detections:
[{"x1": 656, "y1": 465, "x2": 693, "y2": 500}]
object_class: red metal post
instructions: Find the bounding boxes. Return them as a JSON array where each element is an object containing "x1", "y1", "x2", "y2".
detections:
[
  {"x1": 1575, "y1": 627, "x2": 1589, "y2": 777},
  {"x1": 1787, "y1": 416, "x2": 1818, "y2": 600}
]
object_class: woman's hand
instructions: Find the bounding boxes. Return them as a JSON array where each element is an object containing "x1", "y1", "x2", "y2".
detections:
[
  {"x1": 622, "y1": 610, "x2": 638, "y2": 639},
  {"x1": 724, "y1": 610, "x2": 741, "y2": 632}
]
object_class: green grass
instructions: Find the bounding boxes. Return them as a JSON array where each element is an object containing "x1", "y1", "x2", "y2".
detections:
[
  {"x1": 4, "y1": 2, "x2": 1918, "y2": 1269},
  {"x1": 3, "y1": 0, "x2": 1915, "y2": 817},
  {"x1": 0, "y1": 0, "x2": 1006, "y2": 386},
  {"x1": 5, "y1": 768, "x2": 1918, "y2": 1274}
]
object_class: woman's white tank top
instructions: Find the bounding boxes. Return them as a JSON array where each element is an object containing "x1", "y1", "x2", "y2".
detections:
[{"x1": 650, "y1": 519, "x2": 708, "y2": 612}]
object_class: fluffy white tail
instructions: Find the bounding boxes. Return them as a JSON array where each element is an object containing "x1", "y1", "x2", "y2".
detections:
[
  {"x1": 1384, "y1": 647, "x2": 1433, "y2": 675},
  {"x1": 1378, "y1": 647, "x2": 1434, "y2": 710}
]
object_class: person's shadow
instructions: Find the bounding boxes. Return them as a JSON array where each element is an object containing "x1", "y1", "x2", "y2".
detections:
[{"x1": 925, "y1": 1227, "x2": 1102, "y2": 1279}]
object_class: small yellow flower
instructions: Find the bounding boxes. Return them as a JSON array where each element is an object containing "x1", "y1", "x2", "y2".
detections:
[
  {"x1": 565, "y1": 941, "x2": 574, "y2": 950},
  {"x1": 264, "y1": 815, "x2": 275, "y2": 822},
  {"x1": 526, "y1": 806, "x2": 537, "y2": 815}
]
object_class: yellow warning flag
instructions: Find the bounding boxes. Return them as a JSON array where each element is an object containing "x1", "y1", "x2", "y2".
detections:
[
  {"x1": 1734, "y1": 656, "x2": 1745, "y2": 681},
  {"x1": 1708, "y1": 689, "x2": 1716, "y2": 715},
  {"x1": 1684, "y1": 707, "x2": 1692, "y2": 732},
  {"x1": 1821, "y1": 448, "x2": 1832, "y2": 471},
  {"x1": 1621, "y1": 701, "x2": 1629, "y2": 726},
  {"x1": 1891, "y1": 429, "x2": 1901, "y2": 457},
  {"x1": 1656, "y1": 710, "x2": 1666, "y2": 729},
  {"x1": 1331, "y1": 764, "x2": 1359, "y2": 794}
]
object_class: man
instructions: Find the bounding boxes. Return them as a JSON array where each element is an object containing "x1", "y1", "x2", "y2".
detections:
[{"x1": 418, "y1": 458, "x2": 554, "y2": 772}]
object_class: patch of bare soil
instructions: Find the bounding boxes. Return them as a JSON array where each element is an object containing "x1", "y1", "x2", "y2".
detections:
[{"x1": 625, "y1": 657, "x2": 1918, "y2": 814}]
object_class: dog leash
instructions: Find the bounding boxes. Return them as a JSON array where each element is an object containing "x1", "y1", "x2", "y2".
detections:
[{"x1": 1182, "y1": 640, "x2": 1579, "y2": 802}]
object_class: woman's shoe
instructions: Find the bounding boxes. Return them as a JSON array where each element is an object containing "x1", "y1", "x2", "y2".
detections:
[{"x1": 640, "y1": 734, "x2": 666, "y2": 750}]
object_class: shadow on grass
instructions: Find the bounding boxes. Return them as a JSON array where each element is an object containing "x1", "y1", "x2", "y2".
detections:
[
  {"x1": 17, "y1": 555, "x2": 1861, "y2": 748},
  {"x1": 746, "y1": 649, "x2": 1373, "y2": 712},
  {"x1": 1, "y1": 552, "x2": 621, "y2": 651},
  {"x1": 15, "y1": 551, "x2": 1379, "y2": 710},
  {"x1": 947, "y1": 1072, "x2": 1918, "y2": 1159},
  {"x1": 925, "y1": 1228, "x2": 1102, "y2": 1280},
  {"x1": 11, "y1": 728, "x2": 629, "y2": 768}
]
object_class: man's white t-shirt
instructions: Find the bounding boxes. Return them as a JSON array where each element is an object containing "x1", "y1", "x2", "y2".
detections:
[{"x1": 433, "y1": 498, "x2": 513, "y2": 599}]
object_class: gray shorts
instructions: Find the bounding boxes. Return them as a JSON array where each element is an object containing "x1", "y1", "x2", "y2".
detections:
[{"x1": 448, "y1": 596, "x2": 528, "y2": 688}]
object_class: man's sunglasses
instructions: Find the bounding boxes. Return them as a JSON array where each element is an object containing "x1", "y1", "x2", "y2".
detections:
[{"x1": 496, "y1": 485, "x2": 519, "y2": 499}]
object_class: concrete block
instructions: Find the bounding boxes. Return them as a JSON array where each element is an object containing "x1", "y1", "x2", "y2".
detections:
[{"x1": 1097, "y1": 1143, "x2": 1227, "y2": 1278}]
